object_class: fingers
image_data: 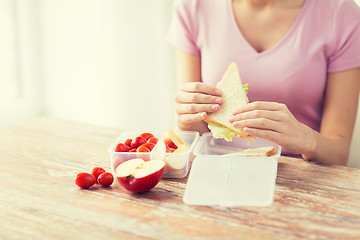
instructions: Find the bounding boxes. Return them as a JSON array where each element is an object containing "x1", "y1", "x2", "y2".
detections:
[
  {"x1": 175, "y1": 91, "x2": 223, "y2": 104},
  {"x1": 175, "y1": 82, "x2": 223, "y2": 127},
  {"x1": 181, "y1": 82, "x2": 222, "y2": 96},
  {"x1": 233, "y1": 117, "x2": 284, "y2": 133},
  {"x1": 230, "y1": 101, "x2": 291, "y2": 134},
  {"x1": 176, "y1": 103, "x2": 221, "y2": 115},
  {"x1": 176, "y1": 82, "x2": 223, "y2": 104},
  {"x1": 230, "y1": 109, "x2": 286, "y2": 123},
  {"x1": 243, "y1": 127, "x2": 282, "y2": 143},
  {"x1": 232, "y1": 101, "x2": 288, "y2": 115},
  {"x1": 177, "y1": 112, "x2": 207, "y2": 125}
]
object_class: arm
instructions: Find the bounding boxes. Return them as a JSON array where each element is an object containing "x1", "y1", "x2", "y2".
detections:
[
  {"x1": 174, "y1": 49, "x2": 223, "y2": 134},
  {"x1": 303, "y1": 68, "x2": 360, "y2": 165},
  {"x1": 230, "y1": 67, "x2": 360, "y2": 165}
]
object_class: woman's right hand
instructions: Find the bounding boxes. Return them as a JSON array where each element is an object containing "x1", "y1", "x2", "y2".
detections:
[{"x1": 174, "y1": 82, "x2": 223, "y2": 129}]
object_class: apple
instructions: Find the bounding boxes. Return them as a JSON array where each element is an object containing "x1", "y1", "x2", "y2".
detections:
[
  {"x1": 150, "y1": 139, "x2": 172, "y2": 165},
  {"x1": 115, "y1": 158, "x2": 165, "y2": 192},
  {"x1": 162, "y1": 129, "x2": 188, "y2": 150}
]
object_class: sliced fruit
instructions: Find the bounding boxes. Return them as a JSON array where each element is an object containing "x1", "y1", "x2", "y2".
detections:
[{"x1": 115, "y1": 158, "x2": 165, "y2": 192}]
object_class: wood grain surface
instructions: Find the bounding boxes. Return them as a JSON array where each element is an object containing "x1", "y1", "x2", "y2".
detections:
[{"x1": 1, "y1": 116, "x2": 359, "y2": 240}]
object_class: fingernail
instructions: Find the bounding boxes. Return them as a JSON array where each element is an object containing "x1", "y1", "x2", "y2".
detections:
[
  {"x1": 200, "y1": 112, "x2": 206, "y2": 118},
  {"x1": 214, "y1": 90, "x2": 222, "y2": 95},
  {"x1": 244, "y1": 127, "x2": 251, "y2": 132},
  {"x1": 211, "y1": 105, "x2": 219, "y2": 110},
  {"x1": 216, "y1": 98, "x2": 223, "y2": 104}
]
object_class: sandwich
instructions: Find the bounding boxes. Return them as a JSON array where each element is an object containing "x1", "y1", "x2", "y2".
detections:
[
  {"x1": 205, "y1": 62, "x2": 255, "y2": 142},
  {"x1": 224, "y1": 146, "x2": 276, "y2": 157}
]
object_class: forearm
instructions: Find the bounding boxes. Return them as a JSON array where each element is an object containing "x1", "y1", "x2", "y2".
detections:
[{"x1": 302, "y1": 128, "x2": 350, "y2": 165}]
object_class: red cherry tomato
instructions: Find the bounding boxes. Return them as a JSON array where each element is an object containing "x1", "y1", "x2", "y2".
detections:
[
  {"x1": 137, "y1": 146, "x2": 150, "y2": 152},
  {"x1": 91, "y1": 167, "x2": 106, "y2": 182},
  {"x1": 124, "y1": 139, "x2": 132, "y2": 147},
  {"x1": 140, "y1": 142, "x2": 156, "y2": 151},
  {"x1": 140, "y1": 133, "x2": 155, "y2": 141},
  {"x1": 75, "y1": 172, "x2": 96, "y2": 189},
  {"x1": 131, "y1": 136, "x2": 147, "y2": 149},
  {"x1": 170, "y1": 148, "x2": 176, "y2": 153},
  {"x1": 129, "y1": 148, "x2": 137, "y2": 152},
  {"x1": 147, "y1": 137, "x2": 158, "y2": 145},
  {"x1": 98, "y1": 172, "x2": 114, "y2": 187},
  {"x1": 115, "y1": 143, "x2": 131, "y2": 152}
]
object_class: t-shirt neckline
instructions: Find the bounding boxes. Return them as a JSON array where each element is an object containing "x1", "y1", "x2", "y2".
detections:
[{"x1": 227, "y1": 0, "x2": 310, "y2": 57}]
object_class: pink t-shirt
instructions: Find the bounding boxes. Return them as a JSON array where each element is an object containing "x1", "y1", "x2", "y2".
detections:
[{"x1": 166, "y1": 0, "x2": 360, "y2": 156}]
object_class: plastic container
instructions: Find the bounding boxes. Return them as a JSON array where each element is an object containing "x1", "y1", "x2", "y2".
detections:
[
  {"x1": 109, "y1": 131, "x2": 199, "y2": 179},
  {"x1": 183, "y1": 132, "x2": 281, "y2": 207}
]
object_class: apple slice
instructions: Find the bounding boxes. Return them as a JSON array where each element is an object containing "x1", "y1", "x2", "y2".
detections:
[
  {"x1": 116, "y1": 158, "x2": 165, "y2": 192},
  {"x1": 162, "y1": 129, "x2": 189, "y2": 150},
  {"x1": 150, "y1": 139, "x2": 170, "y2": 162},
  {"x1": 173, "y1": 143, "x2": 190, "y2": 153}
]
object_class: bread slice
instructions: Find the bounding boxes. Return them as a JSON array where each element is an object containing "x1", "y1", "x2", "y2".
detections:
[
  {"x1": 225, "y1": 146, "x2": 276, "y2": 157},
  {"x1": 205, "y1": 62, "x2": 254, "y2": 140}
]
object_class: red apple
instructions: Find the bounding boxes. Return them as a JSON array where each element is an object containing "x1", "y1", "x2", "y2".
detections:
[
  {"x1": 115, "y1": 158, "x2": 165, "y2": 192},
  {"x1": 152, "y1": 139, "x2": 171, "y2": 154},
  {"x1": 164, "y1": 138, "x2": 177, "y2": 149},
  {"x1": 162, "y1": 129, "x2": 189, "y2": 150},
  {"x1": 163, "y1": 144, "x2": 190, "y2": 173}
]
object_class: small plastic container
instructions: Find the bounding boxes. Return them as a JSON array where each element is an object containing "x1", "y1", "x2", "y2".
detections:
[
  {"x1": 109, "y1": 131, "x2": 199, "y2": 179},
  {"x1": 183, "y1": 132, "x2": 281, "y2": 207}
]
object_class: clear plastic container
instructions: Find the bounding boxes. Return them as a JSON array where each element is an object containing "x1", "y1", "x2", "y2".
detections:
[
  {"x1": 109, "y1": 131, "x2": 199, "y2": 179},
  {"x1": 183, "y1": 132, "x2": 281, "y2": 207}
]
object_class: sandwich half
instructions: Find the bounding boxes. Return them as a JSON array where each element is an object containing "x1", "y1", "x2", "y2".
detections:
[
  {"x1": 205, "y1": 62, "x2": 255, "y2": 142},
  {"x1": 225, "y1": 146, "x2": 276, "y2": 157}
]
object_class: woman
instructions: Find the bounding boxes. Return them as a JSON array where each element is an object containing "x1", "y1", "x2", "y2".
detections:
[{"x1": 166, "y1": 0, "x2": 360, "y2": 165}]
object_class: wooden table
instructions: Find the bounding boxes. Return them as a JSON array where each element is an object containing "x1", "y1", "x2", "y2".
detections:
[{"x1": 1, "y1": 116, "x2": 360, "y2": 240}]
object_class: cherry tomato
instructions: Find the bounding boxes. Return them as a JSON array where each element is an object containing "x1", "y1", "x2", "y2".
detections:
[
  {"x1": 140, "y1": 132, "x2": 155, "y2": 141},
  {"x1": 129, "y1": 148, "x2": 137, "y2": 152},
  {"x1": 91, "y1": 167, "x2": 106, "y2": 182},
  {"x1": 140, "y1": 142, "x2": 155, "y2": 151},
  {"x1": 115, "y1": 143, "x2": 131, "y2": 152},
  {"x1": 137, "y1": 146, "x2": 150, "y2": 152},
  {"x1": 147, "y1": 137, "x2": 158, "y2": 145},
  {"x1": 170, "y1": 148, "x2": 176, "y2": 153},
  {"x1": 98, "y1": 172, "x2": 114, "y2": 187},
  {"x1": 124, "y1": 139, "x2": 132, "y2": 147},
  {"x1": 75, "y1": 172, "x2": 96, "y2": 189},
  {"x1": 131, "y1": 136, "x2": 147, "y2": 149}
]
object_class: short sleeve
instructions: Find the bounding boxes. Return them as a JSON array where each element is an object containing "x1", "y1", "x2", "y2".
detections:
[
  {"x1": 166, "y1": 0, "x2": 200, "y2": 55},
  {"x1": 328, "y1": 1, "x2": 360, "y2": 73}
]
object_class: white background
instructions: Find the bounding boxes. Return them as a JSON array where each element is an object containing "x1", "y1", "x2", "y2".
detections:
[{"x1": 1, "y1": 0, "x2": 360, "y2": 167}]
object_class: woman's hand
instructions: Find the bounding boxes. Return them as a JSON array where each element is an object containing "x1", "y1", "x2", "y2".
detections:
[
  {"x1": 229, "y1": 101, "x2": 316, "y2": 155},
  {"x1": 175, "y1": 82, "x2": 223, "y2": 129}
]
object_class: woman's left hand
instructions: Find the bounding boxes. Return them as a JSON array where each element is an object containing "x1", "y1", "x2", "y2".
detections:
[{"x1": 229, "y1": 101, "x2": 315, "y2": 155}]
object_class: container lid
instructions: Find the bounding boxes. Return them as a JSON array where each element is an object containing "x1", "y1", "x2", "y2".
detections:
[{"x1": 183, "y1": 153, "x2": 278, "y2": 207}]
